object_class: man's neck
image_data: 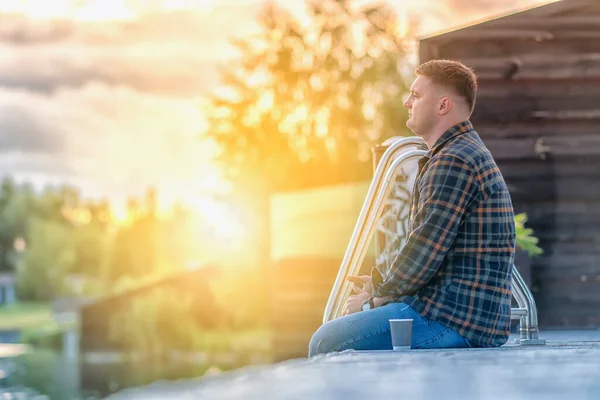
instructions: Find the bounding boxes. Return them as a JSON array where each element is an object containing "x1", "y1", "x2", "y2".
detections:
[{"x1": 425, "y1": 118, "x2": 467, "y2": 149}]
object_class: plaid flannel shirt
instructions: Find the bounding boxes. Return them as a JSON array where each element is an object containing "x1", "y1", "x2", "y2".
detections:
[{"x1": 372, "y1": 121, "x2": 515, "y2": 347}]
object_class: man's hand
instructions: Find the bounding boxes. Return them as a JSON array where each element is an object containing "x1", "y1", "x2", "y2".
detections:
[
  {"x1": 346, "y1": 275, "x2": 373, "y2": 294},
  {"x1": 343, "y1": 291, "x2": 371, "y2": 316}
]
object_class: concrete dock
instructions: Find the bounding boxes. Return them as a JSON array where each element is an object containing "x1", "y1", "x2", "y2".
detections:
[{"x1": 107, "y1": 330, "x2": 600, "y2": 400}]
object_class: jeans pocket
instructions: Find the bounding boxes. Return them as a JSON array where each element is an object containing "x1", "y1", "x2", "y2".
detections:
[
  {"x1": 414, "y1": 327, "x2": 470, "y2": 350},
  {"x1": 414, "y1": 327, "x2": 454, "y2": 349}
]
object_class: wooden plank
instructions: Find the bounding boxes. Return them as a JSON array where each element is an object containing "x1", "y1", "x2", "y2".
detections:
[
  {"x1": 463, "y1": 52, "x2": 600, "y2": 69},
  {"x1": 542, "y1": 241, "x2": 600, "y2": 255},
  {"x1": 437, "y1": 30, "x2": 556, "y2": 41},
  {"x1": 499, "y1": 158, "x2": 600, "y2": 179},
  {"x1": 475, "y1": 120, "x2": 600, "y2": 139},
  {"x1": 449, "y1": 30, "x2": 600, "y2": 43},
  {"x1": 477, "y1": 79, "x2": 600, "y2": 97},
  {"x1": 473, "y1": 85, "x2": 600, "y2": 121},
  {"x1": 540, "y1": 315, "x2": 600, "y2": 329},
  {"x1": 477, "y1": 94, "x2": 600, "y2": 116},
  {"x1": 532, "y1": 110, "x2": 600, "y2": 120},
  {"x1": 519, "y1": 201, "x2": 600, "y2": 224},
  {"x1": 536, "y1": 282, "x2": 600, "y2": 302},
  {"x1": 484, "y1": 16, "x2": 600, "y2": 29},
  {"x1": 483, "y1": 134, "x2": 600, "y2": 159},
  {"x1": 527, "y1": 225, "x2": 600, "y2": 244},
  {"x1": 473, "y1": 105, "x2": 600, "y2": 124},
  {"x1": 506, "y1": 177, "x2": 600, "y2": 203},
  {"x1": 538, "y1": 304, "x2": 600, "y2": 328},
  {"x1": 531, "y1": 229, "x2": 600, "y2": 243},
  {"x1": 471, "y1": 56, "x2": 600, "y2": 80},
  {"x1": 481, "y1": 138, "x2": 540, "y2": 160},
  {"x1": 436, "y1": 39, "x2": 600, "y2": 61},
  {"x1": 531, "y1": 134, "x2": 600, "y2": 156},
  {"x1": 532, "y1": 255, "x2": 600, "y2": 277}
]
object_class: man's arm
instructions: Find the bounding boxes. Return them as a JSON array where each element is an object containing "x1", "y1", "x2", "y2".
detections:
[{"x1": 372, "y1": 154, "x2": 479, "y2": 298}]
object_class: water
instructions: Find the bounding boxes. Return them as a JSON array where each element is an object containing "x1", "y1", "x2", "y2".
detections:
[{"x1": 1, "y1": 349, "x2": 271, "y2": 399}]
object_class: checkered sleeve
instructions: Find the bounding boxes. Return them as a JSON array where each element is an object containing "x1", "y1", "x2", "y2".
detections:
[{"x1": 373, "y1": 154, "x2": 479, "y2": 298}]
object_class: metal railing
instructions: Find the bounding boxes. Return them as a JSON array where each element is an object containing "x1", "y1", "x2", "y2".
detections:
[
  {"x1": 511, "y1": 268, "x2": 545, "y2": 345},
  {"x1": 323, "y1": 137, "x2": 427, "y2": 324},
  {"x1": 323, "y1": 136, "x2": 545, "y2": 346}
]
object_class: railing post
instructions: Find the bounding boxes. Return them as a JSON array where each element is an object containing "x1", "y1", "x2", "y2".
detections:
[{"x1": 512, "y1": 265, "x2": 546, "y2": 346}]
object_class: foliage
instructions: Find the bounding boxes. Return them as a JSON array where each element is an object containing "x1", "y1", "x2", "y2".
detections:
[
  {"x1": 0, "y1": 179, "x2": 215, "y2": 302},
  {"x1": 0, "y1": 178, "x2": 34, "y2": 271},
  {"x1": 206, "y1": 0, "x2": 411, "y2": 192},
  {"x1": 107, "y1": 287, "x2": 202, "y2": 354},
  {"x1": 515, "y1": 212, "x2": 543, "y2": 258},
  {"x1": 20, "y1": 319, "x2": 77, "y2": 349},
  {"x1": 16, "y1": 217, "x2": 76, "y2": 300},
  {"x1": 210, "y1": 266, "x2": 268, "y2": 329}
]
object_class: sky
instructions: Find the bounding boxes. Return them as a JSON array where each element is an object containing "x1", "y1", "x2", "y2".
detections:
[{"x1": 0, "y1": 0, "x2": 556, "y2": 216}]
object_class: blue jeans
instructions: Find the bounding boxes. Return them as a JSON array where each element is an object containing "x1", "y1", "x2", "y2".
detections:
[{"x1": 309, "y1": 302, "x2": 470, "y2": 357}]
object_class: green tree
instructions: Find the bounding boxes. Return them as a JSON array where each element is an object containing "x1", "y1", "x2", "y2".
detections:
[
  {"x1": 205, "y1": 0, "x2": 411, "y2": 272},
  {"x1": 0, "y1": 178, "x2": 33, "y2": 271},
  {"x1": 208, "y1": 0, "x2": 410, "y2": 191},
  {"x1": 108, "y1": 190, "x2": 159, "y2": 282},
  {"x1": 15, "y1": 217, "x2": 76, "y2": 300}
]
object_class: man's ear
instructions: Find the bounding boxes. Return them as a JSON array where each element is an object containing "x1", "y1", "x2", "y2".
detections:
[{"x1": 438, "y1": 97, "x2": 452, "y2": 115}]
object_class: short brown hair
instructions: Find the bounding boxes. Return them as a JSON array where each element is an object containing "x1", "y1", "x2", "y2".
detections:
[{"x1": 416, "y1": 60, "x2": 478, "y2": 114}]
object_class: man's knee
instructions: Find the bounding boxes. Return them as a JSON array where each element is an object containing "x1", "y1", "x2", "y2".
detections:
[{"x1": 308, "y1": 322, "x2": 337, "y2": 357}]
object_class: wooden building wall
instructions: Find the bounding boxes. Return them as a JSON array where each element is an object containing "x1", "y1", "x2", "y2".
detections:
[{"x1": 419, "y1": 0, "x2": 600, "y2": 328}]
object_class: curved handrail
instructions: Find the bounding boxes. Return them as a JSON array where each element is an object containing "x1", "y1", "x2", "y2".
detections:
[
  {"x1": 323, "y1": 148, "x2": 428, "y2": 323},
  {"x1": 321, "y1": 136, "x2": 426, "y2": 324},
  {"x1": 511, "y1": 266, "x2": 543, "y2": 343}
]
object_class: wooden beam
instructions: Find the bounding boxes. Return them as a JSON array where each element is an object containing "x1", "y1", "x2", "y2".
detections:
[
  {"x1": 437, "y1": 29, "x2": 555, "y2": 42},
  {"x1": 499, "y1": 158, "x2": 600, "y2": 180},
  {"x1": 505, "y1": 177, "x2": 600, "y2": 204},
  {"x1": 436, "y1": 39, "x2": 600, "y2": 60},
  {"x1": 477, "y1": 78, "x2": 600, "y2": 97},
  {"x1": 435, "y1": 28, "x2": 600, "y2": 44},
  {"x1": 463, "y1": 53, "x2": 600, "y2": 70},
  {"x1": 484, "y1": 133, "x2": 600, "y2": 160},
  {"x1": 559, "y1": 31, "x2": 600, "y2": 39},
  {"x1": 484, "y1": 16, "x2": 600, "y2": 29},
  {"x1": 532, "y1": 110, "x2": 600, "y2": 120},
  {"x1": 472, "y1": 90, "x2": 600, "y2": 121},
  {"x1": 471, "y1": 56, "x2": 600, "y2": 80},
  {"x1": 475, "y1": 120, "x2": 600, "y2": 139}
]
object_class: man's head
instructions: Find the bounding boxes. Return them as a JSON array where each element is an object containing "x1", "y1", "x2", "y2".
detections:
[{"x1": 404, "y1": 60, "x2": 478, "y2": 146}]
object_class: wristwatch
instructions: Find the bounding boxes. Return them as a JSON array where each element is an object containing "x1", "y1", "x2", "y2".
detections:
[{"x1": 361, "y1": 297, "x2": 375, "y2": 311}]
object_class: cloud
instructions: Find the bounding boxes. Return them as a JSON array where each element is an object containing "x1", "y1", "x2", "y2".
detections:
[
  {"x1": 0, "y1": 5, "x2": 261, "y2": 96},
  {"x1": 0, "y1": 44, "x2": 219, "y2": 96},
  {"x1": 0, "y1": 104, "x2": 64, "y2": 154},
  {"x1": 0, "y1": 15, "x2": 74, "y2": 45},
  {"x1": 0, "y1": 82, "x2": 221, "y2": 206},
  {"x1": 0, "y1": 3, "x2": 264, "y2": 207}
]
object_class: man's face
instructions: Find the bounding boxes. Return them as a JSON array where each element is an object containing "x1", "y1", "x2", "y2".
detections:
[{"x1": 403, "y1": 75, "x2": 439, "y2": 138}]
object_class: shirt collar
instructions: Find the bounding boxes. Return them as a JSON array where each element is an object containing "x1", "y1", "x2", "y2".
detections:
[{"x1": 426, "y1": 120, "x2": 474, "y2": 158}]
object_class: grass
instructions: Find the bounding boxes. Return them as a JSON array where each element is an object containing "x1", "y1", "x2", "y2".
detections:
[{"x1": 0, "y1": 302, "x2": 53, "y2": 331}]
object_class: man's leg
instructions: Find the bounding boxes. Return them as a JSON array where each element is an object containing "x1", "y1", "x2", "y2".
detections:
[{"x1": 308, "y1": 302, "x2": 470, "y2": 357}]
